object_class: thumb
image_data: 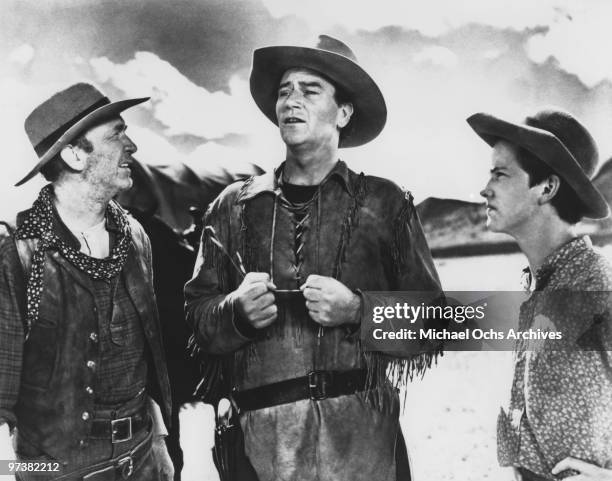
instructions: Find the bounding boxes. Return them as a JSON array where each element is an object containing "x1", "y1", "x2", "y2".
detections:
[{"x1": 552, "y1": 457, "x2": 594, "y2": 476}]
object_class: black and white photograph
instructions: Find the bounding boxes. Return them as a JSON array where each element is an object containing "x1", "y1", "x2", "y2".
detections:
[{"x1": 1, "y1": 1, "x2": 612, "y2": 480}]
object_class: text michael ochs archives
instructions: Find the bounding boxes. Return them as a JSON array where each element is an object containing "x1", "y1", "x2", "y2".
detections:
[{"x1": 361, "y1": 292, "x2": 566, "y2": 352}]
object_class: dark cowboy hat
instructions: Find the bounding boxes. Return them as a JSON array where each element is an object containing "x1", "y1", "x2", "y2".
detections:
[
  {"x1": 250, "y1": 35, "x2": 387, "y2": 148},
  {"x1": 467, "y1": 108, "x2": 609, "y2": 219},
  {"x1": 18, "y1": 83, "x2": 149, "y2": 186}
]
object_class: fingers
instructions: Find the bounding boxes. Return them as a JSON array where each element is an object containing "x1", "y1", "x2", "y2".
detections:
[
  {"x1": 250, "y1": 304, "x2": 278, "y2": 329},
  {"x1": 251, "y1": 292, "x2": 276, "y2": 312},
  {"x1": 552, "y1": 457, "x2": 598, "y2": 477},
  {"x1": 511, "y1": 467, "x2": 523, "y2": 481},
  {"x1": 302, "y1": 287, "x2": 323, "y2": 302},
  {"x1": 300, "y1": 274, "x2": 326, "y2": 290},
  {"x1": 243, "y1": 272, "x2": 276, "y2": 290},
  {"x1": 242, "y1": 281, "x2": 273, "y2": 302},
  {"x1": 234, "y1": 272, "x2": 278, "y2": 328},
  {"x1": 240, "y1": 291, "x2": 277, "y2": 326}
]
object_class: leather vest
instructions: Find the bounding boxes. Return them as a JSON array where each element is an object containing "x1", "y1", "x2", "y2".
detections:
[{"x1": 12, "y1": 214, "x2": 171, "y2": 459}]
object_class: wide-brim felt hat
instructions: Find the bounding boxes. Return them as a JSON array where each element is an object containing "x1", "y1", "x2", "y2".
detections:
[
  {"x1": 467, "y1": 108, "x2": 609, "y2": 219},
  {"x1": 250, "y1": 35, "x2": 387, "y2": 148},
  {"x1": 18, "y1": 83, "x2": 149, "y2": 186}
]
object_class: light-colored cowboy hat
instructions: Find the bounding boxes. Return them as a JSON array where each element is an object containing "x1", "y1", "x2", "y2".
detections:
[
  {"x1": 250, "y1": 35, "x2": 386, "y2": 148},
  {"x1": 18, "y1": 83, "x2": 149, "y2": 186},
  {"x1": 467, "y1": 108, "x2": 609, "y2": 219}
]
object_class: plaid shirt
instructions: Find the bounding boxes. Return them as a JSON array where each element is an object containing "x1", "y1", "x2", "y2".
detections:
[
  {"x1": 497, "y1": 236, "x2": 612, "y2": 478},
  {"x1": 0, "y1": 229, "x2": 25, "y2": 428},
  {"x1": 0, "y1": 210, "x2": 148, "y2": 427}
]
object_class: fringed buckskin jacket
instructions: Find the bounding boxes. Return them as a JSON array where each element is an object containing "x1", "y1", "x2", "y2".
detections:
[{"x1": 185, "y1": 161, "x2": 442, "y2": 481}]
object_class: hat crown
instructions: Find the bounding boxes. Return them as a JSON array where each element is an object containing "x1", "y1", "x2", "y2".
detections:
[
  {"x1": 526, "y1": 109, "x2": 598, "y2": 178},
  {"x1": 24, "y1": 83, "x2": 109, "y2": 150},
  {"x1": 315, "y1": 35, "x2": 358, "y2": 62}
]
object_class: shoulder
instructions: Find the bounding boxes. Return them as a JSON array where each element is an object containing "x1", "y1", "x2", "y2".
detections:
[
  {"x1": 208, "y1": 178, "x2": 253, "y2": 213},
  {"x1": 356, "y1": 169, "x2": 412, "y2": 203},
  {"x1": 559, "y1": 244, "x2": 612, "y2": 291},
  {"x1": 363, "y1": 174, "x2": 405, "y2": 197},
  {"x1": 0, "y1": 219, "x2": 22, "y2": 274},
  {"x1": 578, "y1": 247, "x2": 612, "y2": 290},
  {"x1": 0, "y1": 221, "x2": 13, "y2": 240},
  {"x1": 125, "y1": 209, "x2": 151, "y2": 253},
  {"x1": 358, "y1": 172, "x2": 415, "y2": 218},
  {"x1": 0, "y1": 222, "x2": 15, "y2": 256}
]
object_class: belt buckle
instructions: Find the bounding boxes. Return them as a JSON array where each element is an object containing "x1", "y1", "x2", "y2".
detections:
[
  {"x1": 111, "y1": 416, "x2": 133, "y2": 444},
  {"x1": 308, "y1": 370, "x2": 331, "y2": 401},
  {"x1": 118, "y1": 455, "x2": 134, "y2": 479}
]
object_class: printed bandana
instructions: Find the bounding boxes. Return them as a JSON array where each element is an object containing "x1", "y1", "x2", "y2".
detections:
[{"x1": 14, "y1": 184, "x2": 132, "y2": 334}]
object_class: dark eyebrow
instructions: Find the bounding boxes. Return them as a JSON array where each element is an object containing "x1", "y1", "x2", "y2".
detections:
[
  {"x1": 278, "y1": 80, "x2": 324, "y2": 91},
  {"x1": 104, "y1": 121, "x2": 126, "y2": 139},
  {"x1": 299, "y1": 81, "x2": 323, "y2": 89}
]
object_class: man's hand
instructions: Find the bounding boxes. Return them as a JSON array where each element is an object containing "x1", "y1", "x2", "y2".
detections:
[
  {"x1": 300, "y1": 275, "x2": 361, "y2": 327},
  {"x1": 552, "y1": 457, "x2": 612, "y2": 480},
  {"x1": 231, "y1": 273, "x2": 277, "y2": 329},
  {"x1": 151, "y1": 435, "x2": 174, "y2": 481},
  {"x1": 0, "y1": 423, "x2": 14, "y2": 460},
  {"x1": 511, "y1": 467, "x2": 523, "y2": 481}
]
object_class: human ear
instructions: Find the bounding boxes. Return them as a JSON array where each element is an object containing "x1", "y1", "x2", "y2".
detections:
[
  {"x1": 60, "y1": 145, "x2": 86, "y2": 172},
  {"x1": 539, "y1": 174, "x2": 561, "y2": 205},
  {"x1": 337, "y1": 102, "x2": 354, "y2": 129}
]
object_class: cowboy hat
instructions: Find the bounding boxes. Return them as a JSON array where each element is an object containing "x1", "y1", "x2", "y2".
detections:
[
  {"x1": 18, "y1": 83, "x2": 149, "y2": 186},
  {"x1": 467, "y1": 108, "x2": 609, "y2": 219},
  {"x1": 250, "y1": 35, "x2": 386, "y2": 148}
]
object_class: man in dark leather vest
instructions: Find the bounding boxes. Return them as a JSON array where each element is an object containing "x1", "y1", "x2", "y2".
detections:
[
  {"x1": 185, "y1": 36, "x2": 442, "y2": 481},
  {"x1": 0, "y1": 83, "x2": 172, "y2": 480}
]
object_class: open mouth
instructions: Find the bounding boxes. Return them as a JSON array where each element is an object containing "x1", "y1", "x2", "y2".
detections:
[
  {"x1": 119, "y1": 162, "x2": 131, "y2": 169},
  {"x1": 283, "y1": 117, "x2": 305, "y2": 124}
]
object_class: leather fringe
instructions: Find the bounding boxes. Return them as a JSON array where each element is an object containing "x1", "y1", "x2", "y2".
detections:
[
  {"x1": 361, "y1": 342, "x2": 443, "y2": 410},
  {"x1": 333, "y1": 173, "x2": 367, "y2": 279},
  {"x1": 392, "y1": 190, "x2": 415, "y2": 279}
]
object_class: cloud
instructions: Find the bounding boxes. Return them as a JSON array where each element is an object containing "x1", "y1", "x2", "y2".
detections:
[
  {"x1": 260, "y1": 0, "x2": 575, "y2": 36},
  {"x1": 8, "y1": 44, "x2": 34, "y2": 66},
  {"x1": 414, "y1": 46, "x2": 458, "y2": 68},
  {"x1": 2, "y1": 0, "x2": 612, "y2": 216},
  {"x1": 90, "y1": 52, "x2": 264, "y2": 140},
  {"x1": 526, "y1": 1, "x2": 612, "y2": 87}
]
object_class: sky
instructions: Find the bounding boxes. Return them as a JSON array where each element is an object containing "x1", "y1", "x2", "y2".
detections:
[{"x1": 2, "y1": 0, "x2": 612, "y2": 221}]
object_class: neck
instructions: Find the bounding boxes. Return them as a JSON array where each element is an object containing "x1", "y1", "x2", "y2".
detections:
[
  {"x1": 52, "y1": 180, "x2": 110, "y2": 231},
  {"x1": 283, "y1": 141, "x2": 339, "y2": 185},
  {"x1": 512, "y1": 213, "x2": 576, "y2": 275}
]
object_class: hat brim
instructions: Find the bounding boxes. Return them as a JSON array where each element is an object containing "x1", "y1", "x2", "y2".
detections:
[
  {"x1": 16, "y1": 97, "x2": 149, "y2": 186},
  {"x1": 467, "y1": 113, "x2": 610, "y2": 219},
  {"x1": 250, "y1": 46, "x2": 386, "y2": 148}
]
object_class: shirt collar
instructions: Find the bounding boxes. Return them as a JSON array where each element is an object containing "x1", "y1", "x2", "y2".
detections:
[
  {"x1": 51, "y1": 202, "x2": 119, "y2": 250},
  {"x1": 237, "y1": 160, "x2": 353, "y2": 203},
  {"x1": 524, "y1": 235, "x2": 592, "y2": 290}
]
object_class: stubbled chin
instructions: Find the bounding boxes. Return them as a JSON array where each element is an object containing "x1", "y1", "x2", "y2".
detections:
[
  {"x1": 280, "y1": 131, "x2": 306, "y2": 146},
  {"x1": 116, "y1": 176, "x2": 133, "y2": 192}
]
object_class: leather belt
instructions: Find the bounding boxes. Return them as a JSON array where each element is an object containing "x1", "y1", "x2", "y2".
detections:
[
  {"x1": 233, "y1": 369, "x2": 372, "y2": 412},
  {"x1": 55, "y1": 426, "x2": 153, "y2": 480},
  {"x1": 90, "y1": 405, "x2": 149, "y2": 443}
]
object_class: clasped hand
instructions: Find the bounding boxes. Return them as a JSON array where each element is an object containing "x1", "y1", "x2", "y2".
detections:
[
  {"x1": 231, "y1": 273, "x2": 360, "y2": 329},
  {"x1": 300, "y1": 274, "x2": 360, "y2": 327}
]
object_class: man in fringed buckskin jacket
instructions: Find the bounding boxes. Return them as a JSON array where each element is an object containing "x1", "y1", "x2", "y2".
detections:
[
  {"x1": 0, "y1": 83, "x2": 172, "y2": 480},
  {"x1": 185, "y1": 36, "x2": 442, "y2": 481}
]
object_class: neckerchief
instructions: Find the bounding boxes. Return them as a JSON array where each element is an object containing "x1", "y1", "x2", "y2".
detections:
[{"x1": 14, "y1": 184, "x2": 132, "y2": 333}]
